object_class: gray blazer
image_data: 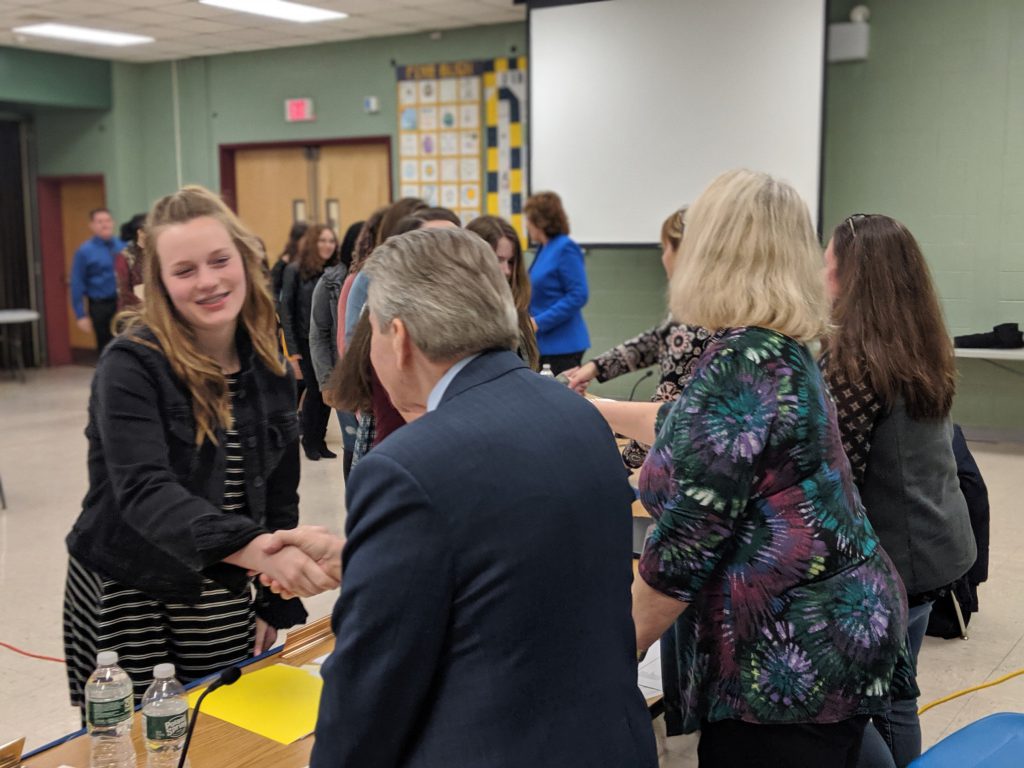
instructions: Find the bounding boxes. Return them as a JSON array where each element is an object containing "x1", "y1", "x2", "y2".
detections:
[
  {"x1": 859, "y1": 399, "x2": 976, "y2": 596},
  {"x1": 308, "y1": 263, "x2": 347, "y2": 388}
]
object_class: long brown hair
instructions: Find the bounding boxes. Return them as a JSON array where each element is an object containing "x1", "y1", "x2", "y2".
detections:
[
  {"x1": 826, "y1": 213, "x2": 956, "y2": 419},
  {"x1": 119, "y1": 185, "x2": 287, "y2": 445},
  {"x1": 348, "y1": 207, "x2": 388, "y2": 275},
  {"x1": 330, "y1": 198, "x2": 427, "y2": 410},
  {"x1": 466, "y1": 215, "x2": 539, "y2": 370},
  {"x1": 296, "y1": 223, "x2": 338, "y2": 280},
  {"x1": 330, "y1": 312, "x2": 373, "y2": 412}
]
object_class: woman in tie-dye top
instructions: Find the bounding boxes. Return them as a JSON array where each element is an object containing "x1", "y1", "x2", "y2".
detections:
[{"x1": 593, "y1": 170, "x2": 913, "y2": 768}]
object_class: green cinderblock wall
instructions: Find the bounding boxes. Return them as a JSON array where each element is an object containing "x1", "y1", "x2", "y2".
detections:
[
  {"x1": 823, "y1": 0, "x2": 1024, "y2": 431},
  {"x1": 5, "y1": 6, "x2": 1023, "y2": 428}
]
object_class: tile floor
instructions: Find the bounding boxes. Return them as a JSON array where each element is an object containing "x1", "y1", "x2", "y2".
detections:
[{"x1": 1, "y1": 366, "x2": 1021, "y2": 764}]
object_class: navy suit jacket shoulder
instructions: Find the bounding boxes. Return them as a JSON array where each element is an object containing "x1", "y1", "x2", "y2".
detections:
[{"x1": 312, "y1": 350, "x2": 656, "y2": 768}]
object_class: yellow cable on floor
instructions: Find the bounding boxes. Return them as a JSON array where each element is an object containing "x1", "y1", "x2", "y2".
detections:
[{"x1": 918, "y1": 667, "x2": 1024, "y2": 715}]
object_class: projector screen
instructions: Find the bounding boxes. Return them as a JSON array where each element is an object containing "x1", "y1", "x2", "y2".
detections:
[{"x1": 529, "y1": 0, "x2": 826, "y2": 244}]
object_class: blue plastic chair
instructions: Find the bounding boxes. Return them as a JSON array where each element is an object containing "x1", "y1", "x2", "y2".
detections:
[{"x1": 910, "y1": 712, "x2": 1024, "y2": 767}]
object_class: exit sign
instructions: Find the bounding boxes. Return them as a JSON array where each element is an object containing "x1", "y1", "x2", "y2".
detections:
[{"x1": 285, "y1": 98, "x2": 315, "y2": 122}]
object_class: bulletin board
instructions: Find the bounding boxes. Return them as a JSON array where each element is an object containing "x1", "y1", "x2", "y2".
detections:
[
  {"x1": 484, "y1": 56, "x2": 528, "y2": 242},
  {"x1": 396, "y1": 61, "x2": 485, "y2": 223}
]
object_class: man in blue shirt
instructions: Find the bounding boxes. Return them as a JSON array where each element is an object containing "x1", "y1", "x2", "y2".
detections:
[{"x1": 70, "y1": 208, "x2": 124, "y2": 353}]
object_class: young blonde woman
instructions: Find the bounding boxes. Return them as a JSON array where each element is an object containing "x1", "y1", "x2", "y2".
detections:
[
  {"x1": 63, "y1": 186, "x2": 336, "y2": 711},
  {"x1": 590, "y1": 170, "x2": 912, "y2": 767}
]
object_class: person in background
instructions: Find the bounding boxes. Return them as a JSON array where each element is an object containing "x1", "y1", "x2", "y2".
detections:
[
  {"x1": 70, "y1": 207, "x2": 125, "y2": 354},
  {"x1": 115, "y1": 213, "x2": 147, "y2": 310},
  {"x1": 564, "y1": 207, "x2": 719, "y2": 468},
  {"x1": 271, "y1": 222, "x2": 308, "y2": 308},
  {"x1": 286, "y1": 228, "x2": 658, "y2": 767},
  {"x1": 466, "y1": 214, "x2": 540, "y2": 370},
  {"x1": 63, "y1": 185, "x2": 332, "y2": 712},
  {"x1": 822, "y1": 213, "x2": 976, "y2": 768},
  {"x1": 337, "y1": 219, "x2": 362, "y2": 274},
  {"x1": 336, "y1": 204, "x2": 458, "y2": 465},
  {"x1": 524, "y1": 191, "x2": 590, "y2": 374},
  {"x1": 309, "y1": 220, "x2": 363, "y2": 479},
  {"x1": 280, "y1": 224, "x2": 339, "y2": 461},
  {"x1": 590, "y1": 170, "x2": 913, "y2": 767},
  {"x1": 335, "y1": 208, "x2": 389, "y2": 361}
]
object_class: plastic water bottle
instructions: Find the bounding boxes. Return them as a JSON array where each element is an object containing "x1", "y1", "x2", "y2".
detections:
[
  {"x1": 85, "y1": 651, "x2": 137, "y2": 768},
  {"x1": 540, "y1": 363, "x2": 555, "y2": 379},
  {"x1": 141, "y1": 664, "x2": 190, "y2": 768}
]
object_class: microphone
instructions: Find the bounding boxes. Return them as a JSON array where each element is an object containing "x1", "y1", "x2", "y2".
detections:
[
  {"x1": 628, "y1": 369, "x2": 656, "y2": 401},
  {"x1": 177, "y1": 666, "x2": 242, "y2": 768}
]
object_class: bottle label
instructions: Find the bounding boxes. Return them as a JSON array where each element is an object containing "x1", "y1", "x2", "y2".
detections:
[
  {"x1": 145, "y1": 711, "x2": 188, "y2": 740},
  {"x1": 87, "y1": 695, "x2": 133, "y2": 727}
]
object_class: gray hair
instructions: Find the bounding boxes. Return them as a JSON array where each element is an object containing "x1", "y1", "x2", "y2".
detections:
[{"x1": 363, "y1": 228, "x2": 519, "y2": 362}]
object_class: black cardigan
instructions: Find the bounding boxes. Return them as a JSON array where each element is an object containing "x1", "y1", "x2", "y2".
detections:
[{"x1": 66, "y1": 327, "x2": 306, "y2": 627}]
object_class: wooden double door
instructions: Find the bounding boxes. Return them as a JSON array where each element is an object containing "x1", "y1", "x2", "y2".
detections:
[{"x1": 227, "y1": 139, "x2": 391, "y2": 265}]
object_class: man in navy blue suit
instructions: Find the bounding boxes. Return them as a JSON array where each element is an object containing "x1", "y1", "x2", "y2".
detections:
[{"x1": 280, "y1": 228, "x2": 656, "y2": 767}]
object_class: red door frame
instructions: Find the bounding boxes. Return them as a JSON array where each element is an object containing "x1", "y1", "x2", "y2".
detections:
[
  {"x1": 37, "y1": 174, "x2": 106, "y2": 366},
  {"x1": 218, "y1": 135, "x2": 394, "y2": 212}
]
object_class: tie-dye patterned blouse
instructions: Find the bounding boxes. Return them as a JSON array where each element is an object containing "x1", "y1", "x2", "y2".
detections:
[{"x1": 638, "y1": 327, "x2": 913, "y2": 732}]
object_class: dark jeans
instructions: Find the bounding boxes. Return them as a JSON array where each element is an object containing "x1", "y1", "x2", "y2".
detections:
[
  {"x1": 87, "y1": 297, "x2": 118, "y2": 353},
  {"x1": 297, "y1": 345, "x2": 330, "y2": 452},
  {"x1": 857, "y1": 601, "x2": 933, "y2": 768},
  {"x1": 699, "y1": 716, "x2": 870, "y2": 768},
  {"x1": 539, "y1": 351, "x2": 584, "y2": 376}
]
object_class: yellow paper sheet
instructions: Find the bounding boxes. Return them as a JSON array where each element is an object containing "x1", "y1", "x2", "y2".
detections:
[{"x1": 186, "y1": 663, "x2": 322, "y2": 745}]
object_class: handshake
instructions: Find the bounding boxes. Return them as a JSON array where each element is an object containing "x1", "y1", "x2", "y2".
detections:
[{"x1": 244, "y1": 525, "x2": 346, "y2": 600}]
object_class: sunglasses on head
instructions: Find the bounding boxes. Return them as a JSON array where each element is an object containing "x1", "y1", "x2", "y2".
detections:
[{"x1": 844, "y1": 213, "x2": 872, "y2": 238}]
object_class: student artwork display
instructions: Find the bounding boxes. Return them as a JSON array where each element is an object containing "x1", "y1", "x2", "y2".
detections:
[
  {"x1": 484, "y1": 56, "x2": 528, "y2": 243},
  {"x1": 397, "y1": 61, "x2": 485, "y2": 223}
]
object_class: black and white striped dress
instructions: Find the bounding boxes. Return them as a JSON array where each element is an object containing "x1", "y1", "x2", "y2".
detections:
[{"x1": 63, "y1": 376, "x2": 256, "y2": 709}]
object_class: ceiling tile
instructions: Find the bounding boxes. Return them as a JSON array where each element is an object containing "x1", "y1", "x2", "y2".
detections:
[{"x1": 0, "y1": 0, "x2": 524, "y2": 62}]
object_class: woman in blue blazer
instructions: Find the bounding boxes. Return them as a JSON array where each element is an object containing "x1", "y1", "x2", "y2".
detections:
[{"x1": 525, "y1": 191, "x2": 590, "y2": 373}]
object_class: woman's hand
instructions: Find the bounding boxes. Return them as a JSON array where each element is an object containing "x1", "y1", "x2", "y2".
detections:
[
  {"x1": 564, "y1": 362, "x2": 598, "y2": 394},
  {"x1": 225, "y1": 533, "x2": 339, "y2": 597},
  {"x1": 255, "y1": 526, "x2": 345, "y2": 599},
  {"x1": 288, "y1": 355, "x2": 303, "y2": 379},
  {"x1": 254, "y1": 617, "x2": 278, "y2": 655}
]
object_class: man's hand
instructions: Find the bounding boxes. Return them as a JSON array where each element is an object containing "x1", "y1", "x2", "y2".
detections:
[
  {"x1": 76, "y1": 316, "x2": 93, "y2": 335},
  {"x1": 257, "y1": 526, "x2": 345, "y2": 598},
  {"x1": 322, "y1": 388, "x2": 336, "y2": 408},
  {"x1": 226, "y1": 533, "x2": 338, "y2": 598}
]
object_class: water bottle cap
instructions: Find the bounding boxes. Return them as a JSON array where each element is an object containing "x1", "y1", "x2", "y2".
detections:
[
  {"x1": 153, "y1": 663, "x2": 175, "y2": 679},
  {"x1": 96, "y1": 651, "x2": 118, "y2": 666}
]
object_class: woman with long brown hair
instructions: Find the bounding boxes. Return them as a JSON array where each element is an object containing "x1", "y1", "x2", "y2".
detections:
[
  {"x1": 466, "y1": 215, "x2": 539, "y2": 370},
  {"x1": 62, "y1": 186, "x2": 335, "y2": 712},
  {"x1": 280, "y1": 223, "x2": 339, "y2": 460},
  {"x1": 823, "y1": 214, "x2": 975, "y2": 768}
]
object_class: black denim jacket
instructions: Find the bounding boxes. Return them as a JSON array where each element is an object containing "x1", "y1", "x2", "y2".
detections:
[{"x1": 66, "y1": 327, "x2": 307, "y2": 627}]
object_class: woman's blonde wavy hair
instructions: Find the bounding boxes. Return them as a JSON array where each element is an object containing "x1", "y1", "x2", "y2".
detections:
[
  {"x1": 670, "y1": 169, "x2": 829, "y2": 343},
  {"x1": 118, "y1": 185, "x2": 286, "y2": 445}
]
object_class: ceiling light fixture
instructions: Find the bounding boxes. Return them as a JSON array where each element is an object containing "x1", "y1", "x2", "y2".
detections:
[
  {"x1": 12, "y1": 23, "x2": 154, "y2": 47},
  {"x1": 199, "y1": 0, "x2": 348, "y2": 23}
]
